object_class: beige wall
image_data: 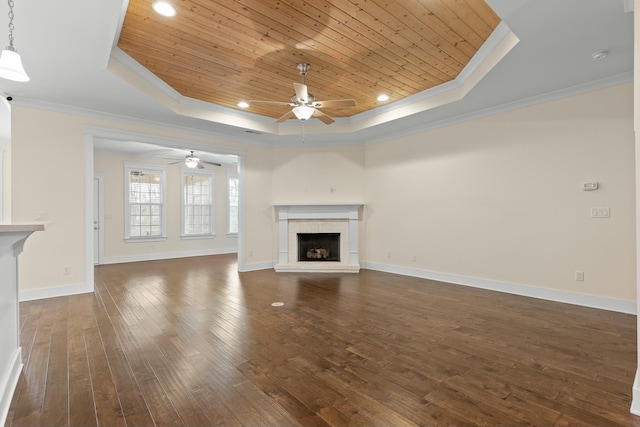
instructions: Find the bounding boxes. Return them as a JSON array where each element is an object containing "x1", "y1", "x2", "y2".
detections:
[
  {"x1": 0, "y1": 142, "x2": 9, "y2": 221},
  {"x1": 12, "y1": 109, "x2": 87, "y2": 291},
  {"x1": 11, "y1": 107, "x2": 274, "y2": 293},
  {"x1": 271, "y1": 145, "x2": 366, "y2": 204},
  {"x1": 10, "y1": 82, "x2": 635, "y2": 306},
  {"x1": 94, "y1": 152, "x2": 238, "y2": 262},
  {"x1": 271, "y1": 145, "x2": 367, "y2": 258},
  {"x1": 365, "y1": 83, "x2": 635, "y2": 301}
]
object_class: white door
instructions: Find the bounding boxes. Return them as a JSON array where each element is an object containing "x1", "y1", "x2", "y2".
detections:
[{"x1": 93, "y1": 177, "x2": 101, "y2": 264}]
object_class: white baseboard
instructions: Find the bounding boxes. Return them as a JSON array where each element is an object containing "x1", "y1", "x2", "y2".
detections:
[
  {"x1": 632, "y1": 370, "x2": 640, "y2": 415},
  {"x1": 102, "y1": 248, "x2": 237, "y2": 265},
  {"x1": 363, "y1": 262, "x2": 636, "y2": 315},
  {"x1": 239, "y1": 260, "x2": 274, "y2": 272},
  {"x1": 19, "y1": 282, "x2": 94, "y2": 302},
  {"x1": 0, "y1": 348, "x2": 22, "y2": 427}
]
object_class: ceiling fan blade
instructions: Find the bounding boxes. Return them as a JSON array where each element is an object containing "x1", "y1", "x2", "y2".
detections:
[
  {"x1": 293, "y1": 83, "x2": 308, "y2": 102},
  {"x1": 197, "y1": 162, "x2": 205, "y2": 169},
  {"x1": 201, "y1": 160, "x2": 222, "y2": 167},
  {"x1": 276, "y1": 110, "x2": 296, "y2": 123},
  {"x1": 312, "y1": 109, "x2": 335, "y2": 125},
  {"x1": 313, "y1": 99, "x2": 357, "y2": 108},
  {"x1": 248, "y1": 100, "x2": 292, "y2": 106},
  {"x1": 167, "y1": 160, "x2": 183, "y2": 165}
]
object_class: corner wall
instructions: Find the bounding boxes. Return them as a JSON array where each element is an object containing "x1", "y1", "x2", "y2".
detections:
[{"x1": 365, "y1": 83, "x2": 635, "y2": 311}]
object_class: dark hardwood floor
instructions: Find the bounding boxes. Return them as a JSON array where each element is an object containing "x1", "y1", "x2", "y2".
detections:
[{"x1": 5, "y1": 254, "x2": 640, "y2": 426}]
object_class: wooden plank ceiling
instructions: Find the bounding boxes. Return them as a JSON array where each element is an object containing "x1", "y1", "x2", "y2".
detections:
[{"x1": 118, "y1": 0, "x2": 500, "y2": 120}]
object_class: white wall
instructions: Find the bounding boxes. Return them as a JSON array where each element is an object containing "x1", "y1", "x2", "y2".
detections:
[
  {"x1": 94, "y1": 152, "x2": 238, "y2": 263},
  {"x1": 365, "y1": 83, "x2": 635, "y2": 305},
  {"x1": 12, "y1": 108, "x2": 87, "y2": 295},
  {"x1": 271, "y1": 145, "x2": 367, "y2": 260},
  {"x1": 9, "y1": 83, "x2": 636, "y2": 312},
  {"x1": 271, "y1": 145, "x2": 366, "y2": 204},
  {"x1": 10, "y1": 106, "x2": 275, "y2": 295},
  {"x1": 0, "y1": 143, "x2": 8, "y2": 222}
]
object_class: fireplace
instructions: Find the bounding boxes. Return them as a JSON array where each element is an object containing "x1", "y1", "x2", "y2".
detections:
[
  {"x1": 298, "y1": 233, "x2": 340, "y2": 262},
  {"x1": 274, "y1": 204, "x2": 363, "y2": 273}
]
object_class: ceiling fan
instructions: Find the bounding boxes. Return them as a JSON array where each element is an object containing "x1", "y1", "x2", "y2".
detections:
[
  {"x1": 169, "y1": 151, "x2": 221, "y2": 169},
  {"x1": 249, "y1": 63, "x2": 356, "y2": 125}
]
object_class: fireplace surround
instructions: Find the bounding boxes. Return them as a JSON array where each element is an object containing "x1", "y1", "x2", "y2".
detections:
[{"x1": 274, "y1": 204, "x2": 363, "y2": 273}]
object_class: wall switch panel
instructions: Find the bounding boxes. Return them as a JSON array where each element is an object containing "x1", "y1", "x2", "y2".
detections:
[{"x1": 582, "y1": 182, "x2": 599, "y2": 191}]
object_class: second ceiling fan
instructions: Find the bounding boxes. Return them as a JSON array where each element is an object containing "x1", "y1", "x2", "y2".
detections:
[{"x1": 249, "y1": 63, "x2": 356, "y2": 125}]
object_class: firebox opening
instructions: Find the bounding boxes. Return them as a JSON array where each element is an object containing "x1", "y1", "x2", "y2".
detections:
[{"x1": 297, "y1": 233, "x2": 340, "y2": 262}]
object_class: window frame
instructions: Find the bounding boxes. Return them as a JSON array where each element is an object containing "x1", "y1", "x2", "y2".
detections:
[
  {"x1": 124, "y1": 162, "x2": 167, "y2": 242},
  {"x1": 226, "y1": 172, "x2": 239, "y2": 237},
  {"x1": 181, "y1": 167, "x2": 215, "y2": 239}
]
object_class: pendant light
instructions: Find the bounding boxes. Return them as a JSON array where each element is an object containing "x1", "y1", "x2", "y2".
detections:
[{"x1": 0, "y1": 0, "x2": 29, "y2": 82}]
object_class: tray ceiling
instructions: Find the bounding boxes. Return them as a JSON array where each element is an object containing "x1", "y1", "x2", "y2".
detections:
[{"x1": 117, "y1": 0, "x2": 500, "y2": 121}]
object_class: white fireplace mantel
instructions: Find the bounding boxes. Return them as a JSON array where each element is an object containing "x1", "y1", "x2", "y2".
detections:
[{"x1": 274, "y1": 204, "x2": 363, "y2": 273}]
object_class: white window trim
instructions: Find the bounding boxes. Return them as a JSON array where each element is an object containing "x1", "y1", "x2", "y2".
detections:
[
  {"x1": 124, "y1": 161, "x2": 167, "y2": 242},
  {"x1": 181, "y1": 167, "x2": 215, "y2": 239},
  {"x1": 226, "y1": 172, "x2": 239, "y2": 237}
]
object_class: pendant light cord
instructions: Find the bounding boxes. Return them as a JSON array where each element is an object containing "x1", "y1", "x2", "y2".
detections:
[{"x1": 6, "y1": 0, "x2": 15, "y2": 50}]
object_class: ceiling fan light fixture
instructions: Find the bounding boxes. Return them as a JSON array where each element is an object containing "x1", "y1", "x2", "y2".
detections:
[
  {"x1": 0, "y1": 0, "x2": 29, "y2": 82},
  {"x1": 293, "y1": 105, "x2": 314, "y2": 121},
  {"x1": 152, "y1": 1, "x2": 177, "y2": 17},
  {"x1": 185, "y1": 156, "x2": 199, "y2": 168}
]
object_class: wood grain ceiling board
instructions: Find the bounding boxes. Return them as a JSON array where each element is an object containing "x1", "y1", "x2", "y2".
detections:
[{"x1": 117, "y1": 0, "x2": 500, "y2": 120}]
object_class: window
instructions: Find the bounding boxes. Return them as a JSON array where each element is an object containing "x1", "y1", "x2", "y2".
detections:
[
  {"x1": 182, "y1": 169, "x2": 214, "y2": 238},
  {"x1": 124, "y1": 162, "x2": 167, "y2": 241},
  {"x1": 227, "y1": 173, "x2": 239, "y2": 235}
]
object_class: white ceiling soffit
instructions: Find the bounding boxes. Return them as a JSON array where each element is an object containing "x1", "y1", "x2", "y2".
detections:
[{"x1": 108, "y1": 19, "x2": 518, "y2": 137}]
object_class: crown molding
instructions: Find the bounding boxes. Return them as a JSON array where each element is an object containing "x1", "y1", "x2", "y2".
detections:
[
  {"x1": 363, "y1": 71, "x2": 633, "y2": 146},
  {"x1": 106, "y1": 21, "x2": 519, "y2": 137},
  {"x1": 10, "y1": 70, "x2": 632, "y2": 150}
]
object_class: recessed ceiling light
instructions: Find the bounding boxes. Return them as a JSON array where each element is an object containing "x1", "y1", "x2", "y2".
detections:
[
  {"x1": 152, "y1": 1, "x2": 177, "y2": 17},
  {"x1": 237, "y1": 101, "x2": 249, "y2": 108},
  {"x1": 591, "y1": 50, "x2": 609, "y2": 61},
  {"x1": 377, "y1": 94, "x2": 389, "y2": 102}
]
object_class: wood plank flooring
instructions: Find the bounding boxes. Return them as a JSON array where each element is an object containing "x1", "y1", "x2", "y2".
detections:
[{"x1": 5, "y1": 254, "x2": 640, "y2": 426}]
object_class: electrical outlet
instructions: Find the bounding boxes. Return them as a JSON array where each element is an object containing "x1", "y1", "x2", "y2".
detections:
[
  {"x1": 590, "y1": 207, "x2": 610, "y2": 218},
  {"x1": 411, "y1": 254, "x2": 417, "y2": 262},
  {"x1": 63, "y1": 266, "x2": 71, "y2": 275},
  {"x1": 387, "y1": 251, "x2": 391, "y2": 259},
  {"x1": 575, "y1": 270, "x2": 584, "y2": 281}
]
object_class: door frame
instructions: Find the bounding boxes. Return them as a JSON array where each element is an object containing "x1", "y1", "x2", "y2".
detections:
[
  {"x1": 84, "y1": 126, "x2": 247, "y2": 292},
  {"x1": 93, "y1": 173, "x2": 105, "y2": 265}
]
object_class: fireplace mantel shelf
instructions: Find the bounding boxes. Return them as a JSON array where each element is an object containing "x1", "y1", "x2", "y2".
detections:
[{"x1": 274, "y1": 204, "x2": 363, "y2": 273}]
